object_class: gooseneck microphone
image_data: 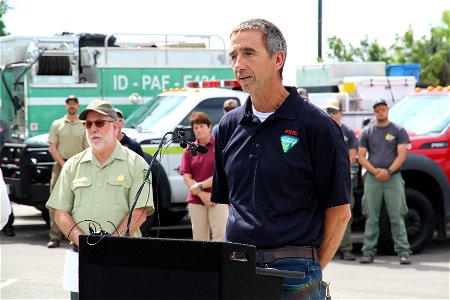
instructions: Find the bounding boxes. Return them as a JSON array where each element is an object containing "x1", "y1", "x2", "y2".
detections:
[
  {"x1": 125, "y1": 131, "x2": 175, "y2": 236},
  {"x1": 177, "y1": 131, "x2": 208, "y2": 157},
  {"x1": 124, "y1": 130, "x2": 208, "y2": 236}
]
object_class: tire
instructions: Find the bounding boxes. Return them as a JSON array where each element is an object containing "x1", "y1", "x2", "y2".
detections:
[
  {"x1": 139, "y1": 153, "x2": 186, "y2": 236},
  {"x1": 378, "y1": 188, "x2": 435, "y2": 254}
]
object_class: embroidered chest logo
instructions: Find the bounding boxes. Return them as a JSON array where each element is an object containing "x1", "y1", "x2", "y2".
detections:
[
  {"x1": 280, "y1": 134, "x2": 299, "y2": 153},
  {"x1": 143, "y1": 169, "x2": 150, "y2": 183},
  {"x1": 385, "y1": 133, "x2": 396, "y2": 142}
]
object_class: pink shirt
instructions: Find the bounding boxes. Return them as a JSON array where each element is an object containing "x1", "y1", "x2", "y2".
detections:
[{"x1": 179, "y1": 137, "x2": 215, "y2": 204}]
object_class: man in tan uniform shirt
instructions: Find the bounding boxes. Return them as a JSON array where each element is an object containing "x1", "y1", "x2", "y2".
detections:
[
  {"x1": 47, "y1": 95, "x2": 88, "y2": 248},
  {"x1": 46, "y1": 100, "x2": 153, "y2": 299}
]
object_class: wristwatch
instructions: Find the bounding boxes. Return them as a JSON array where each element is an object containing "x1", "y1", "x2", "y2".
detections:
[
  {"x1": 197, "y1": 182, "x2": 203, "y2": 189},
  {"x1": 387, "y1": 169, "x2": 393, "y2": 176}
]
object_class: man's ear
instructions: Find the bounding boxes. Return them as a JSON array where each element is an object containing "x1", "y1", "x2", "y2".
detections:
[{"x1": 273, "y1": 50, "x2": 285, "y2": 71}]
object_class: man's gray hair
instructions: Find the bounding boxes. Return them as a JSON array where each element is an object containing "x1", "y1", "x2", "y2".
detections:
[{"x1": 231, "y1": 19, "x2": 287, "y2": 79}]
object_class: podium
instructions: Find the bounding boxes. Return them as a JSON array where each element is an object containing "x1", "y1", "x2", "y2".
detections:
[{"x1": 79, "y1": 235, "x2": 286, "y2": 299}]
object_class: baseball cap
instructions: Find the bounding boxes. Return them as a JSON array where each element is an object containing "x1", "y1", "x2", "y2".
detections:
[
  {"x1": 114, "y1": 108, "x2": 124, "y2": 119},
  {"x1": 79, "y1": 100, "x2": 119, "y2": 121},
  {"x1": 326, "y1": 99, "x2": 341, "y2": 111},
  {"x1": 372, "y1": 98, "x2": 388, "y2": 109},
  {"x1": 65, "y1": 95, "x2": 78, "y2": 103},
  {"x1": 223, "y1": 99, "x2": 238, "y2": 109}
]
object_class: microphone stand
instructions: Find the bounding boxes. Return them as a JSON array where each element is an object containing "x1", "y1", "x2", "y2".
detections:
[{"x1": 124, "y1": 131, "x2": 175, "y2": 237}]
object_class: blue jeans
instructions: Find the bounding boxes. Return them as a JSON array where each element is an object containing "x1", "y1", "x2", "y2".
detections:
[{"x1": 260, "y1": 258, "x2": 328, "y2": 300}]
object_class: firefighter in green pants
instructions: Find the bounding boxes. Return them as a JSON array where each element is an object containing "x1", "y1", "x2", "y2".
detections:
[{"x1": 358, "y1": 98, "x2": 411, "y2": 265}]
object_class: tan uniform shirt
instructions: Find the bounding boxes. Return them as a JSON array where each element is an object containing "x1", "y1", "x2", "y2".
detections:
[
  {"x1": 46, "y1": 141, "x2": 154, "y2": 236},
  {"x1": 48, "y1": 116, "x2": 87, "y2": 160}
]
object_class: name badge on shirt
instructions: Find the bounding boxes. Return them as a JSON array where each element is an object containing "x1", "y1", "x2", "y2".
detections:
[{"x1": 117, "y1": 175, "x2": 125, "y2": 182}]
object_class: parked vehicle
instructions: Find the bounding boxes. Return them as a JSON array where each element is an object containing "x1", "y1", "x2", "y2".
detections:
[
  {"x1": 0, "y1": 32, "x2": 234, "y2": 227},
  {"x1": 1, "y1": 79, "x2": 247, "y2": 234}
]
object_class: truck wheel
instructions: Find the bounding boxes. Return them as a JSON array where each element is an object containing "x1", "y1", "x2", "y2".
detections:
[
  {"x1": 139, "y1": 154, "x2": 186, "y2": 236},
  {"x1": 378, "y1": 188, "x2": 435, "y2": 254}
]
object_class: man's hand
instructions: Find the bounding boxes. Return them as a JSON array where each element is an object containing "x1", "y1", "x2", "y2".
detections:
[{"x1": 375, "y1": 168, "x2": 390, "y2": 182}]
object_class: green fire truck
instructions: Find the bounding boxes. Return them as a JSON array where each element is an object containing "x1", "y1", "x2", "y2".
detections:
[{"x1": 0, "y1": 32, "x2": 235, "y2": 229}]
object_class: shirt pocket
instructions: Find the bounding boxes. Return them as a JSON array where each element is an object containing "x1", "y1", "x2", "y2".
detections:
[
  {"x1": 71, "y1": 177, "x2": 92, "y2": 208},
  {"x1": 107, "y1": 174, "x2": 132, "y2": 205}
]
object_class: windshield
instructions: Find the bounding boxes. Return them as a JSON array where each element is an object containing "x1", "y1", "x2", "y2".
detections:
[
  {"x1": 125, "y1": 95, "x2": 186, "y2": 132},
  {"x1": 124, "y1": 98, "x2": 158, "y2": 128},
  {"x1": 389, "y1": 94, "x2": 449, "y2": 135}
]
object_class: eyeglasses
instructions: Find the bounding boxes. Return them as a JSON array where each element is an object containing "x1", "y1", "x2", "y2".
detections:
[
  {"x1": 326, "y1": 108, "x2": 340, "y2": 115},
  {"x1": 83, "y1": 119, "x2": 115, "y2": 129},
  {"x1": 374, "y1": 107, "x2": 388, "y2": 113}
]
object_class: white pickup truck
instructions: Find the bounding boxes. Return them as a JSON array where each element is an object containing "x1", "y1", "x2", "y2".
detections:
[{"x1": 122, "y1": 80, "x2": 248, "y2": 230}]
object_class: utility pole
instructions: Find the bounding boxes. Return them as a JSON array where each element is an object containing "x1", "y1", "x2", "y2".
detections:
[{"x1": 318, "y1": 0, "x2": 322, "y2": 59}]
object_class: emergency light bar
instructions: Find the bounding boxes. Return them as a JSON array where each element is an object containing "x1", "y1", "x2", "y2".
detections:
[{"x1": 187, "y1": 79, "x2": 241, "y2": 89}]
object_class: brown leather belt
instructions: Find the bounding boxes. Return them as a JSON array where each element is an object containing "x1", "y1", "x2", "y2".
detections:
[{"x1": 256, "y1": 246, "x2": 317, "y2": 264}]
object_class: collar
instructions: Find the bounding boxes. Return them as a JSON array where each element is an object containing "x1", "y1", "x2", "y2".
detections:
[
  {"x1": 63, "y1": 115, "x2": 81, "y2": 123},
  {"x1": 240, "y1": 86, "x2": 301, "y2": 123},
  {"x1": 80, "y1": 141, "x2": 127, "y2": 167},
  {"x1": 195, "y1": 136, "x2": 214, "y2": 148}
]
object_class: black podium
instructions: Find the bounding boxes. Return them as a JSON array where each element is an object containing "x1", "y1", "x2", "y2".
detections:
[{"x1": 79, "y1": 235, "x2": 285, "y2": 300}]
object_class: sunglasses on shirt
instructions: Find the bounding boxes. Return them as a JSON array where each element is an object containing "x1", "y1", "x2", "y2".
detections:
[{"x1": 83, "y1": 119, "x2": 115, "y2": 129}]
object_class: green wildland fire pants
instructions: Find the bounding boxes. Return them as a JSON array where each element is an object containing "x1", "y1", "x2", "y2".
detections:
[
  {"x1": 361, "y1": 173, "x2": 411, "y2": 255},
  {"x1": 338, "y1": 192, "x2": 355, "y2": 252}
]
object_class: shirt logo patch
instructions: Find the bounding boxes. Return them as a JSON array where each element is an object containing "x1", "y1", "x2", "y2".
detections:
[
  {"x1": 117, "y1": 175, "x2": 125, "y2": 182},
  {"x1": 385, "y1": 133, "x2": 396, "y2": 142},
  {"x1": 143, "y1": 169, "x2": 150, "y2": 183},
  {"x1": 281, "y1": 135, "x2": 299, "y2": 153}
]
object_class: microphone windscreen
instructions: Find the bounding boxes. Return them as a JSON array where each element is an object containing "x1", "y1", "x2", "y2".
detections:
[
  {"x1": 196, "y1": 144, "x2": 208, "y2": 154},
  {"x1": 190, "y1": 149, "x2": 198, "y2": 157}
]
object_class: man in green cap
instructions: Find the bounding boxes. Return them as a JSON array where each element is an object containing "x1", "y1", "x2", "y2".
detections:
[{"x1": 46, "y1": 99, "x2": 154, "y2": 299}]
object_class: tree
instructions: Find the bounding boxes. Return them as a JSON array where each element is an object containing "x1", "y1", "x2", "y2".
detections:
[
  {"x1": 0, "y1": 0, "x2": 10, "y2": 36},
  {"x1": 326, "y1": 10, "x2": 450, "y2": 86}
]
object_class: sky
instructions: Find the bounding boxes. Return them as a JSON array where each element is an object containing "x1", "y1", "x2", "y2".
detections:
[{"x1": 3, "y1": 0, "x2": 449, "y2": 85}]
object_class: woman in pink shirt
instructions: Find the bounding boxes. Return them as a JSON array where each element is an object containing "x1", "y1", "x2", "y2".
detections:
[{"x1": 180, "y1": 112, "x2": 229, "y2": 241}]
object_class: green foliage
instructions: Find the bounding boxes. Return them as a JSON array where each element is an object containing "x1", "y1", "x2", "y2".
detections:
[
  {"x1": 326, "y1": 10, "x2": 450, "y2": 86},
  {"x1": 0, "y1": 0, "x2": 10, "y2": 36}
]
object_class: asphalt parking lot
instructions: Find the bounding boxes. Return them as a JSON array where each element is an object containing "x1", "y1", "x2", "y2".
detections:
[{"x1": 1, "y1": 204, "x2": 449, "y2": 299}]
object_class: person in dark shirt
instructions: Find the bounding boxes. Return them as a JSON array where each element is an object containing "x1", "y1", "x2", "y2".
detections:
[
  {"x1": 212, "y1": 18, "x2": 351, "y2": 299},
  {"x1": 325, "y1": 99, "x2": 357, "y2": 261},
  {"x1": 358, "y1": 98, "x2": 412, "y2": 265},
  {"x1": 114, "y1": 108, "x2": 144, "y2": 158}
]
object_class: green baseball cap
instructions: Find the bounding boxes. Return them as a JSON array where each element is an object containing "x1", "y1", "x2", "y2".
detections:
[{"x1": 79, "y1": 100, "x2": 119, "y2": 121}]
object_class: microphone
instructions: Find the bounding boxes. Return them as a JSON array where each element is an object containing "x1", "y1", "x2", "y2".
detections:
[
  {"x1": 124, "y1": 130, "x2": 206, "y2": 236},
  {"x1": 173, "y1": 130, "x2": 208, "y2": 156},
  {"x1": 195, "y1": 144, "x2": 208, "y2": 154}
]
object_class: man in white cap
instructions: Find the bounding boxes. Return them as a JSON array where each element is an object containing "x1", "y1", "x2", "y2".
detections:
[{"x1": 325, "y1": 98, "x2": 357, "y2": 261}]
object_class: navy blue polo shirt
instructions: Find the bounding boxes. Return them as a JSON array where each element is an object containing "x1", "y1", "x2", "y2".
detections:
[{"x1": 212, "y1": 86, "x2": 351, "y2": 249}]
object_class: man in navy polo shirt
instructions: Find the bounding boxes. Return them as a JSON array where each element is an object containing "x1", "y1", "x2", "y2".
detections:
[{"x1": 212, "y1": 19, "x2": 351, "y2": 299}]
